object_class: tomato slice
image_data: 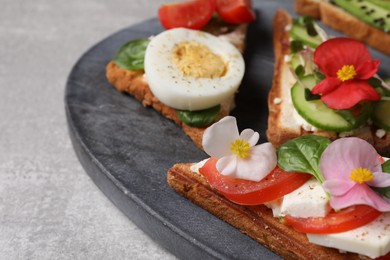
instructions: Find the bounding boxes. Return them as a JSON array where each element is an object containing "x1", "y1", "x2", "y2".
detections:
[
  {"x1": 376, "y1": 251, "x2": 390, "y2": 260},
  {"x1": 216, "y1": 0, "x2": 256, "y2": 24},
  {"x1": 284, "y1": 205, "x2": 381, "y2": 234},
  {"x1": 158, "y1": 0, "x2": 216, "y2": 30},
  {"x1": 199, "y1": 157, "x2": 311, "y2": 205}
]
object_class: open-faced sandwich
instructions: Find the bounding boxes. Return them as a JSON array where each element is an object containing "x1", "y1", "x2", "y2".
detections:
[
  {"x1": 294, "y1": 0, "x2": 390, "y2": 55},
  {"x1": 267, "y1": 9, "x2": 390, "y2": 156},
  {"x1": 168, "y1": 116, "x2": 390, "y2": 259},
  {"x1": 106, "y1": 0, "x2": 256, "y2": 149}
]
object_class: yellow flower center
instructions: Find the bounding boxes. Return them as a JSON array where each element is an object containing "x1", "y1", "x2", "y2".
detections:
[
  {"x1": 230, "y1": 139, "x2": 251, "y2": 159},
  {"x1": 337, "y1": 65, "x2": 357, "y2": 82},
  {"x1": 350, "y1": 167, "x2": 374, "y2": 184}
]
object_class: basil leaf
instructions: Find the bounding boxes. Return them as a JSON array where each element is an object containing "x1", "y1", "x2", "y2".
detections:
[
  {"x1": 114, "y1": 38, "x2": 150, "y2": 70},
  {"x1": 277, "y1": 135, "x2": 331, "y2": 183},
  {"x1": 177, "y1": 105, "x2": 221, "y2": 128}
]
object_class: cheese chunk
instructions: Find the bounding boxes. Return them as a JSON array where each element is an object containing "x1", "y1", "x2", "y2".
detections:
[
  {"x1": 307, "y1": 213, "x2": 390, "y2": 259},
  {"x1": 279, "y1": 178, "x2": 330, "y2": 218}
]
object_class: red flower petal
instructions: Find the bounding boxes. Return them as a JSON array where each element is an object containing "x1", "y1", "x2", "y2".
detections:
[
  {"x1": 314, "y1": 38, "x2": 372, "y2": 77},
  {"x1": 356, "y1": 60, "x2": 380, "y2": 80},
  {"x1": 320, "y1": 80, "x2": 381, "y2": 110},
  {"x1": 311, "y1": 77, "x2": 341, "y2": 95}
]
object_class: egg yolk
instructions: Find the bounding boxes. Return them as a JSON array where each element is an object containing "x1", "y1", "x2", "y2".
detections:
[{"x1": 172, "y1": 41, "x2": 226, "y2": 78}]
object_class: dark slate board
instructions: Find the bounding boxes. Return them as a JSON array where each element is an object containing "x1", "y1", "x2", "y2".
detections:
[{"x1": 65, "y1": 1, "x2": 390, "y2": 259}]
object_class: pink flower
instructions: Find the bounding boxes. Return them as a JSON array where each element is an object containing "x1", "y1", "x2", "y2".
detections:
[
  {"x1": 311, "y1": 38, "x2": 380, "y2": 110},
  {"x1": 320, "y1": 137, "x2": 390, "y2": 212}
]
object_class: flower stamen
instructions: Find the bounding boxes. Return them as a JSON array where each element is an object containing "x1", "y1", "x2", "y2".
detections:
[
  {"x1": 230, "y1": 139, "x2": 251, "y2": 159},
  {"x1": 337, "y1": 65, "x2": 357, "y2": 82},
  {"x1": 350, "y1": 167, "x2": 374, "y2": 184}
]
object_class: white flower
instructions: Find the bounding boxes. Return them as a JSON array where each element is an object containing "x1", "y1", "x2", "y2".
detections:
[{"x1": 202, "y1": 116, "x2": 277, "y2": 182}]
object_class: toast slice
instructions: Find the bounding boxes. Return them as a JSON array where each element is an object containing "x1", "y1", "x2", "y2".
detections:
[
  {"x1": 294, "y1": 0, "x2": 390, "y2": 56},
  {"x1": 106, "y1": 18, "x2": 248, "y2": 150},
  {"x1": 266, "y1": 9, "x2": 390, "y2": 156},
  {"x1": 167, "y1": 162, "x2": 366, "y2": 259}
]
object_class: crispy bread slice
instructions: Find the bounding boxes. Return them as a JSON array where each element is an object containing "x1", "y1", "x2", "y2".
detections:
[
  {"x1": 106, "y1": 19, "x2": 248, "y2": 150},
  {"x1": 266, "y1": 9, "x2": 390, "y2": 156},
  {"x1": 167, "y1": 163, "x2": 366, "y2": 259},
  {"x1": 294, "y1": 0, "x2": 390, "y2": 56}
]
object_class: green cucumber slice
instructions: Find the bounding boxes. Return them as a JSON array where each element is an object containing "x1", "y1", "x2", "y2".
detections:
[
  {"x1": 333, "y1": 0, "x2": 390, "y2": 32},
  {"x1": 291, "y1": 75, "x2": 360, "y2": 132},
  {"x1": 290, "y1": 23, "x2": 322, "y2": 49},
  {"x1": 290, "y1": 53, "x2": 302, "y2": 70},
  {"x1": 372, "y1": 101, "x2": 390, "y2": 131}
]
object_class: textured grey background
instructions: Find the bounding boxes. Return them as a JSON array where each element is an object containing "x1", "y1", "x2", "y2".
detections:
[{"x1": 0, "y1": 0, "x2": 176, "y2": 259}]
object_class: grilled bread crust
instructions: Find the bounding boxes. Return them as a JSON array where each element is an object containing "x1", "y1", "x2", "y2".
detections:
[
  {"x1": 167, "y1": 162, "x2": 366, "y2": 259},
  {"x1": 294, "y1": 0, "x2": 390, "y2": 56}
]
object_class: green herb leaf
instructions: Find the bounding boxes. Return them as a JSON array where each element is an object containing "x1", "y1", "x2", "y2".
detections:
[
  {"x1": 277, "y1": 135, "x2": 331, "y2": 183},
  {"x1": 290, "y1": 40, "x2": 304, "y2": 53},
  {"x1": 114, "y1": 38, "x2": 150, "y2": 70},
  {"x1": 177, "y1": 105, "x2": 221, "y2": 128},
  {"x1": 295, "y1": 65, "x2": 305, "y2": 78},
  {"x1": 293, "y1": 16, "x2": 318, "y2": 37},
  {"x1": 334, "y1": 102, "x2": 372, "y2": 128},
  {"x1": 301, "y1": 16, "x2": 318, "y2": 37},
  {"x1": 382, "y1": 160, "x2": 390, "y2": 173},
  {"x1": 368, "y1": 77, "x2": 383, "y2": 88},
  {"x1": 373, "y1": 161, "x2": 390, "y2": 200},
  {"x1": 334, "y1": 109, "x2": 358, "y2": 126},
  {"x1": 304, "y1": 88, "x2": 321, "y2": 101},
  {"x1": 314, "y1": 71, "x2": 325, "y2": 83}
]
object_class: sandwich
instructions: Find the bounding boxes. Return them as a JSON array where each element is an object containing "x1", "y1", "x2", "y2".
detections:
[
  {"x1": 266, "y1": 9, "x2": 390, "y2": 156},
  {"x1": 167, "y1": 115, "x2": 390, "y2": 259},
  {"x1": 294, "y1": 0, "x2": 390, "y2": 55},
  {"x1": 106, "y1": 0, "x2": 255, "y2": 149}
]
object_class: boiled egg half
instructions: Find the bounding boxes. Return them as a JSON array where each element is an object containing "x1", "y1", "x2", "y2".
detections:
[{"x1": 144, "y1": 28, "x2": 245, "y2": 111}]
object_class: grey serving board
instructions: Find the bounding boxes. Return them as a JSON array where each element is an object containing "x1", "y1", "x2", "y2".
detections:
[{"x1": 65, "y1": 1, "x2": 390, "y2": 259}]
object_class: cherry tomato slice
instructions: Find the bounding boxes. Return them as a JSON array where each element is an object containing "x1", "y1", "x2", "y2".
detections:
[
  {"x1": 284, "y1": 205, "x2": 381, "y2": 234},
  {"x1": 216, "y1": 0, "x2": 255, "y2": 24},
  {"x1": 158, "y1": 0, "x2": 216, "y2": 30},
  {"x1": 199, "y1": 157, "x2": 311, "y2": 205}
]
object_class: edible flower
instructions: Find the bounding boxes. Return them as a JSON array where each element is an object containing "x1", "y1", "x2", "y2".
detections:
[
  {"x1": 202, "y1": 116, "x2": 276, "y2": 182},
  {"x1": 320, "y1": 137, "x2": 390, "y2": 212},
  {"x1": 311, "y1": 38, "x2": 380, "y2": 110}
]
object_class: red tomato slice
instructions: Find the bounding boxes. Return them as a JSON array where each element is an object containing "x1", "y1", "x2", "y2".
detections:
[
  {"x1": 158, "y1": 0, "x2": 216, "y2": 30},
  {"x1": 216, "y1": 0, "x2": 255, "y2": 24},
  {"x1": 376, "y1": 251, "x2": 390, "y2": 260},
  {"x1": 199, "y1": 157, "x2": 311, "y2": 205},
  {"x1": 284, "y1": 205, "x2": 381, "y2": 234}
]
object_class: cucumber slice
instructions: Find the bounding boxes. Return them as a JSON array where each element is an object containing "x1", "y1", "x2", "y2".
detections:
[
  {"x1": 290, "y1": 24, "x2": 322, "y2": 49},
  {"x1": 333, "y1": 0, "x2": 390, "y2": 32},
  {"x1": 372, "y1": 101, "x2": 390, "y2": 131},
  {"x1": 290, "y1": 53, "x2": 302, "y2": 70},
  {"x1": 291, "y1": 75, "x2": 359, "y2": 132}
]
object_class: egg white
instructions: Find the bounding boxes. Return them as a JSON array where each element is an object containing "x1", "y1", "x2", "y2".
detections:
[{"x1": 144, "y1": 28, "x2": 245, "y2": 111}]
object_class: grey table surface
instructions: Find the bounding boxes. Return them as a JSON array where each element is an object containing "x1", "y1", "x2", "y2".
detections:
[{"x1": 0, "y1": 0, "x2": 177, "y2": 259}]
